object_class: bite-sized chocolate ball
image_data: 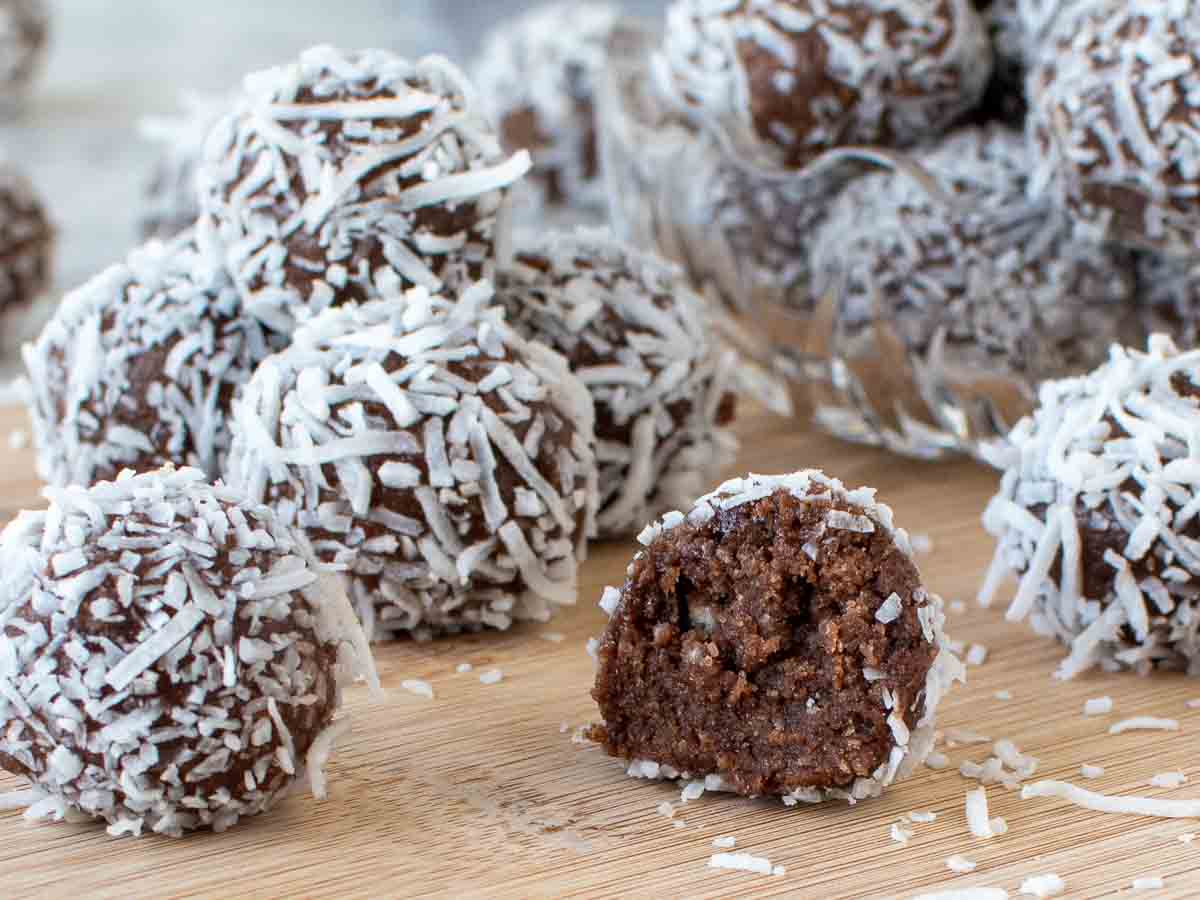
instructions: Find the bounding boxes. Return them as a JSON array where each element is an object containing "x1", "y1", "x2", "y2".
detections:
[
  {"x1": 655, "y1": 0, "x2": 992, "y2": 170},
  {"x1": 24, "y1": 231, "x2": 286, "y2": 488},
  {"x1": 0, "y1": 158, "x2": 52, "y2": 350},
  {"x1": 471, "y1": 1, "x2": 617, "y2": 218},
  {"x1": 139, "y1": 93, "x2": 229, "y2": 241},
  {"x1": 811, "y1": 126, "x2": 1133, "y2": 394},
  {"x1": 1134, "y1": 250, "x2": 1200, "y2": 349},
  {"x1": 981, "y1": 336, "x2": 1200, "y2": 678},
  {"x1": 226, "y1": 278, "x2": 598, "y2": 641},
  {"x1": 198, "y1": 45, "x2": 531, "y2": 327},
  {"x1": 0, "y1": 466, "x2": 377, "y2": 837},
  {"x1": 497, "y1": 228, "x2": 737, "y2": 537},
  {"x1": 0, "y1": 0, "x2": 46, "y2": 110},
  {"x1": 1028, "y1": 0, "x2": 1200, "y2": 253},
  {"x1": 589, "y1": 471, "x2": 962, "y2": 802}
]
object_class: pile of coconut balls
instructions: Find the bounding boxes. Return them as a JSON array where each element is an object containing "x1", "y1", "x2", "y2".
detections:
[{"x1": 5, "y1": 42, "x2": 738, "y2": 835}]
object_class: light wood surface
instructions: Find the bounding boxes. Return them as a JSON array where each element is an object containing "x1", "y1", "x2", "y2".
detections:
[{"x1": 3, "y1": 402, "x2": 1200, "y2": 899}]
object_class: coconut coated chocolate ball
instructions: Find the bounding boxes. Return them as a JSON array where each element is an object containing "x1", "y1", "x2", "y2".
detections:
[
  {"x1": 589, "y1": 471, "x2": 961, "y2": 803},
  {"x1": 497, "y1": 228, "x2": 737, "y2": 537},
  {"x1": 655, "y1": 0, "x2": 992, "y2": 169},
  {"x1": 227, "y1": 277, "x2": 598, "y2": 640},
  {"x1": 24, "y1": 231, "x2": 286, "y2": 488},
  {"x1": 981, "y1": 336, "x2": 1200, "y2": 678},
  {"x1": 0, "y1": 466, "x2": 376, "y2": 837},
  {"x1": 198, "y1": 45, "x2": 531, "y2": 326}
]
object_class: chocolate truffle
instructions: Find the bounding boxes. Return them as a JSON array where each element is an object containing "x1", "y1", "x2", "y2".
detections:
[
  {"x1": 654, "y1": 0, "x2": 992, "y2": 170},
  {"x1": 589, "y1": 471, "x2": 961, "y2": 803},
  {"x1": 0, "y1": 0, "x2": 46, "y2": 110},
  {"x1": 198, "y1": 45, "x2": 532, "y2": 325},
  {"x1": 980, "y1": 336, "x2": 1200, "y2": 678},
  {"x1": 226, "y1": 278, "x2": 598, "y2": 641},
  {"x1": 0, "y1": 159, "x2": 52, "y2": 351},
  {"x1": 471, "y1": 1, "x2": 617, "y2": 218},
  {"x1": 1134, "y1": 250, "x2": 1200, "y2": 349},
  {"x1": 1028, "y1": 0, "x2": 1200, "y2": 253},
  {"x1": 139, "y1": 93, "x2": 228, "y2": 241},
  {"x1": 811, "y1": 126, "x2": 1133, "y2": 396},
  {"x1": 0, "y1": 466, "x2": 377, "y2": 837},
  {"x1": 24, "y1": 231, "x2": 285, "y2": 488},
  {"x1": 497, "y1": 229, "x2": 737, "y2": 537}
]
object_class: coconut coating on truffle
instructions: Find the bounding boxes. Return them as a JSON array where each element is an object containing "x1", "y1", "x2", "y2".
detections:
[
  {"x1": 0, "y1": 0, "x2": 46, "y2": 106},
  {"x1": 1028, "y1": 0, "x2": 1200, "y2": 253},
  {"x1": 198, "y1": 45, "x2": 531, "y2": 328},
  {"x1": 589, "y1": 471, "x2": 961, "y2": 803},
  {"x1": 497, "y1": 229, "x2": 737, "y2": 537},
  {"x1": 811, "y1": 126, "x2": 1132, "y2": 383},
  {"x1": 0, "y1": 467, "x2": 375, "y2": 837},
  {"x1": 24, "y1": 231, "x2": 287, "y2": 488},
  {"x1": 472, "y1": 1, "x2": 617, "y2": 216},
  {"x1": 654, "y1": 0, "x2": 992, "y2": 170},
  {"x1": 0, "y1": 159, "x2": 51, "y2": 344},
  {"x1": 980, "y1": 336, "x2": 1200, "y2": 679},
  {"x1": 139, "y1": 93, "x2": 229, "y2": 241},
  {"x1": 226, "y1": 278, "x2": 598, "y2": 641}
]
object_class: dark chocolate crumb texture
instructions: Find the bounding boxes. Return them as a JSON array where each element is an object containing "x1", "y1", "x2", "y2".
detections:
[{"x1": 589, "y1": 471, "x2": 962, "y2": 804}]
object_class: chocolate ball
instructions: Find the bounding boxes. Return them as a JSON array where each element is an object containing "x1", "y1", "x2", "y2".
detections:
[
  {"x1": 656, "y1": 0, "x2": 992, "y2": 169},
  {"x1": 0, "y1": 466, "x2": 376, "y2": 837},
  {"x1": 981, "y1": 336, "x2": 1200, "y2": 678},
  {"x1": 198, "y1": 45, "x2": 531, "y2": 326},
  {"x1": 497, "y1": 228, "x2": 737, "y2": 537},
  {"x1": 589, "y1": 471, "x2": 961, "y2": 802},
  {"x1": 24, "y1": 231, "x2": 285, "y2": 487},
  {"x1": 226, "y1": 278, "x2": 598, "y2": 641},
  {"x1": 1028, "y1": 0, "x2": 1200, "y2": 253},
  {"x1": 471, "y1": 1, "x2": 617, "y2": 218},
  {"x1": 139, "y1": 93, "x2": 228, "y2": 241},
  {"x1": 0, "y1": 159, "x2": 51, "y2": 351}
]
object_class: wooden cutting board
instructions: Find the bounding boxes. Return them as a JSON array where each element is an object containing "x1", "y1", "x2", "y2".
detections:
[{"x1": 2, "y1": 400, "x2": 1200, "y2": 900}]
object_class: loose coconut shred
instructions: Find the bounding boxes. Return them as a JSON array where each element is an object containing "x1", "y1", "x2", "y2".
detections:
[
  {"x1": 0, "y1": 466, "x2": 378, "y2": 837},
  {"x1": 981, "y1": 337, "x2": 1200, "y2": 677},
  {"x1": 497, "y1": 228, "x2": 737, "y2": 537},
  {"x1": 24, "y1": 231, "x2": 286, "y2": 489},
  {"x1": 198, "y1": 44, "x2": 531, "y2": 331},
  {"x1": 226, "y1": 278, "x2": 598, "y2": 640}
]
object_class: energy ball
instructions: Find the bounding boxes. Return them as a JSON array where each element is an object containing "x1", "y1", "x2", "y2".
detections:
[
  {"x1": 471, "y1": 1, "x2": 617, "y2": 217},
  {"x1": 198, "y1": 45, "x2": 532, "y2": 325},
  {"x1": 24, "y1": 231, "x2": 285, "y2": 488},
  {"x1": 1134, "y1": 251, "x2": 1200, "y2": 348},
  {"x1": 980, "y1": 336, "x2": 1200, "y2": 678},
  {"x1": 0, "y1": 159, "x2": 52, "y2": 351},
  {"x1": 0, "y1": 0, "x2": 46, "y2": 111},
  {"x1": 226, "y1": 278, "x2": 598, "y2": 641},
  {"x1": 654, "y1": 0, "x2": 992, "y2": 170},
  {"x1": 1028, "y1": 0, "x2": 1200, "y2": 253},
  {"x1": 139, "y1": 93, "x2": 229, "y2": 241},
  {"x1": 0, "y1": 466, "x2": 377, "y2": 837},
  {"x1": 811, "y1": 126, "x2": 1133, "y2": 395},
  {"x1": 497, "y1": 229, "x2": 737, "y2": 538},
  {"x1": 589, "y1": 471, "x2": 961, "y2": 802}
]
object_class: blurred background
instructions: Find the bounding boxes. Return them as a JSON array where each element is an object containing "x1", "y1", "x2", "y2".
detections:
[{"x1": 1, "y1": 0, "x2": 661, "y2": 295}]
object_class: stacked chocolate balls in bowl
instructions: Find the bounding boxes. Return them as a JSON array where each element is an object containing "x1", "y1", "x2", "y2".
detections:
[{"x1": 596, "y1": 0, "x2": 1200, "y2": 459}]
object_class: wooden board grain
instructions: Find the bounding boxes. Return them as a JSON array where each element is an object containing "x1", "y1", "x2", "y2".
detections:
[{"x1": 3, "y1": 401, "x2": 1200, "y2": 899}]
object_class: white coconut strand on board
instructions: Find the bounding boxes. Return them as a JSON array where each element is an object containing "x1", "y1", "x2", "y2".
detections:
[
  {"x1": 1023, "y1": 780, "x2": 1200, "y2": 817},
  {"x1": 965, "y1": 787, "x2": 1006, "y2": 838},
  {"x1": 1109, "y1": 717, "x2": 1179, "y2": 735},
  {"x1": 980, "y1": 337, "x2": 1200, "y2": 677},
  {"x1": 1019, "y1": 874, "x2": 1065, "y2": 898},
  {"x1": 595, "y1": 469, "x2": 963, "y2": 805}
]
